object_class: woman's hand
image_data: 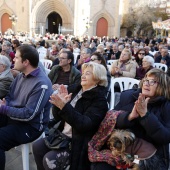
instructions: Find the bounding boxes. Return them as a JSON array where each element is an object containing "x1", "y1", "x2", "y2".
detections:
[
  {"x1": 111, "y1": 66, "x2": 119, "y2": 75},
  {"x1": 135, "y1": 93, "x2": 150, "y2": 117},
  {"x1": 49, "y1": 85, "x2": 72, "y2": 110},
  {"x1": 128, "y1": 105, "x2": 139, "y2": 121},
  {"x1": 52, "y1": 84, "x2": 59, "y2": 91}
]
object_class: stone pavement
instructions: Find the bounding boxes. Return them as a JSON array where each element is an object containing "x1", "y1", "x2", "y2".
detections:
[
  {"x1": 5, "y1": 145, "x2": 170, "y2": 170},
  {"x1": 6, "y1": 146, "x2": 36, "y2": 170}
]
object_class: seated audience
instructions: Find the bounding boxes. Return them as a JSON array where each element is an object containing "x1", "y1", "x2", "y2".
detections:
[
  {"x1": 89, "y1": 68, "x2": 170, "y2": 170},
  {"x1": 12, "y1": 39, "x2": 21, "y2": 53},
  {"x1": 90, "y1": 52, "x2": 111, "y2": 97},
  {"x1": 0, "y1": 55, "x2": 14, "y2": 99},
  {"x1": 135, "y1": 48, "x2": 146, "y2": 67},
  {"x1": 110, "y1": 43, "x2": 121, "y2": 60},
  {"x1": 136, "y1": 55, "x2": 154, "y2": 80},
  {"x1": 155, "y1": 47, "x2": 170, "y2": 67},
  {"x1": 0, "y1": 45, "x2": 52, "y2": 169},
  {"x1": 1, "y1": 41, "x2": 15, "y2": 65},
  {"x1": 144, "y1": 46, "x2": 154, "y2": 57},
  {"x1": 110, "y1": 49, "x2": 136, "y2": 78},
  {"x1": 105, "y1": 43, "x2": 113, "y2": 60},
  {"x1": 76, "y1": 48, "x2": 91, "y2": 71},
  {"x1": 48, "y1": 44, "x2": 59, "y2": 62},
  {"x1": 48, "y1": 51, "x2": 81, "y2": 90},
  {"x1": 48, "y1": 50, "x2": 81, "y2": 117},
  {"x1": 33, "y1": 62, "x2": 108, "y2": 170}
]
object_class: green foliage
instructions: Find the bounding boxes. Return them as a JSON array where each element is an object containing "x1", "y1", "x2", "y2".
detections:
[{"x1": 121, "y1": 5, "x2": 169, "y2": 36}]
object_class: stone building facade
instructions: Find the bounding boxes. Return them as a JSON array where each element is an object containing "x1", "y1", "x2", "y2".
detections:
[{"x1": 0, "y1": 0, "x2": 126, "y2": 37}]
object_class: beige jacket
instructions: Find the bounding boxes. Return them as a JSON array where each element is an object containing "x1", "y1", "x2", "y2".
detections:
[{"x1": 111, "y1": 59, "x2": 137, "y2": 78}]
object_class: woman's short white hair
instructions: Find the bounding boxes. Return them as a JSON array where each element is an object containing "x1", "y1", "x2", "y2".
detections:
[
  {"x1": 143, "y1": 55, "x2": 154, "y2": 67},
  {"x1": 0, "y1": 55, "x2": 11, "y2": 69},
  {"x1": 82, "y1": 62, "x2": 108, "y2": 87}
]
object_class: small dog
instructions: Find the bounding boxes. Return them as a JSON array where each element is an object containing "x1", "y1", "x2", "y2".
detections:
[{"x1": 107, "y1": 129, "x2": 162, "y2": 170}]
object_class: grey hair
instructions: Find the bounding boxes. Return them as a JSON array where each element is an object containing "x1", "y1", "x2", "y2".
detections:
[
  {"x1": 143, "y1": 55, "x2": 154, "y2": 66},
  {"x1": 3, "y1": 41, "x2": 12, "y2": 47},
  {"x1": 82, "y1": 48, "x2": 91, "y2": 55},
  {"x1": 0, "y1": 55, "x2": 11, "y2": 69}
]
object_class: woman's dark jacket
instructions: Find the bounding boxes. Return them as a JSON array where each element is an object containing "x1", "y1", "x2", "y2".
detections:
[
  {"x1": 115, "y1": 88, "x2": 170, "y2": 169},
  {"x1": 136, "y1": 66, "x2": 153, "y2": 80},
  {"x1": 53, "y1": 85, "x2": 108, "y2": 170}
]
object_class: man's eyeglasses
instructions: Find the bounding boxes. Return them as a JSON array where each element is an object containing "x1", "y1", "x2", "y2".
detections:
[
  {"x1": 58, "y1": 57, "x2": 68, "y2": 60},
  {"x1": 90, "y1": 58, "x2": 98, "y2": 61},
  {"x1": 139, "y1": 53, "x2": 145, "y2": 55},
  {"x1": 143, "y1": 79, "x2": 159, "y2": 86}
]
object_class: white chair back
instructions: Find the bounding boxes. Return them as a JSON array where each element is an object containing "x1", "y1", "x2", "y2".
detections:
[
  {"x1": 107, "y1": 65, "x2": 112, "y2": 72},
  {"x1": 154, "y1": 63, "x2": 167, "y2": 72},
  {"x1": 109, "y1": 77, "x2": 140, "y2": 109},
  {"x1": 45, "y1": 68, "x2": 51, "y2": 75},
  {"x1": 107, "y1": 60, "x2": 115, "y2": 65},
  {"x1": 73, "y1": 53, "x2": 79, "y2": 64},
  {"x1": 37, "y1": 47, "x2": 47, "y2": 60},
  {"x1": 40, "y1": 59, "x2": 53, "y2": 69}
]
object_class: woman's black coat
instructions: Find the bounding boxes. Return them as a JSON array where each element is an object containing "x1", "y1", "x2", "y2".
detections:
[
  {"x1": 53, "y1": 85, "x2": 108, "y2": 170},
  {"x1": 115, "y1": 88, "x2": 170, "y2": 169}
]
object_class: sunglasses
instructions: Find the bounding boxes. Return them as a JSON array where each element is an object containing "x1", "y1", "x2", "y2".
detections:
[{"x1": 90, "y1": 58, "x2": 98, "y2": 61}]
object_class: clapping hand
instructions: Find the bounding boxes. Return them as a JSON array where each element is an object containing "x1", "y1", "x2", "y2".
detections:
[
  {"x1": 128, "y1": 105, "x2": 139, "y2": 121},
  {"x1": 135, "y1": 93, "x2": 150, "y2": 117},
  {"x1": 52, "y1": 84, "x2": 59, "y2": 91},
  {"x1": 49, "y1": 85, "x2": 72, "y2": 110}
]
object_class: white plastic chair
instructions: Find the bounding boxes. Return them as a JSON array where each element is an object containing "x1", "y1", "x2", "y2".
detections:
[
  {"x1": 73, "y1": 53, "x2": 79, "y2": 65},
  {"x1": 40, "y1": 59, "x2": 53, "y2": 69},
  {"x1": 45, "y1": 68, "x2": 51, "y2": 75},
  {"x1": 21, "y1": 132, "x2": 45, "y2": 170},
  {"x1": 154, "y1": 63, "x2": 168, "y2": 72},
  {"x1": 107, "y1": 65, "x2": 112, "y2": 72},
  {"x1": 109, "y1": 77, "x2": 140, "y2": 110},
  {"x1": 107, "y1": 60, "x2": 115, "y2": 65},
  {"x1": 37, "y1": 47, "x2": 47, "y2": 60}
]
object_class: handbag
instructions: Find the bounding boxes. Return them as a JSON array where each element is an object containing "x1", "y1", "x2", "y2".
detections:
[{"x1": 44, "y1": 122, "x2": 71, "y2": 150}]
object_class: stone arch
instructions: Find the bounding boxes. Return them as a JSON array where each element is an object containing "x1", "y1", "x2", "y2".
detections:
[
  {"x1": 0, "y1": 4, "x2": 15, "y2": 33},
  {"x1": 91, "y1": 11, "x2": 114, "y2": 37},
  {"x1": 31, "y1": 0, "x2": 73, "y2": 34}
]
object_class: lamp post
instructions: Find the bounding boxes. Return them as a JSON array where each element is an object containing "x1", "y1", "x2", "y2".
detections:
[
  {"x1": 83, "y1": 17, "x2": 92, "y2": 35},
  {"x1": 58, "y1": 23, "x2": 61, "y2": 34},
  {"x1": 9, "y1": 14, "x2": 18, "y2": 25}
]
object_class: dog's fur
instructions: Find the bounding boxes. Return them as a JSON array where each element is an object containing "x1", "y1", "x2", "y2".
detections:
[{"x1": 107, "y1": 129, "x2": 162, "y2": 170}]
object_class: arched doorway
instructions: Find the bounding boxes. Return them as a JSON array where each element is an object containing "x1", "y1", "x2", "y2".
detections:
[
  {"x1": 126, "y1": 30, "x2": 132, "y2": 37},
  {"x1": 96, "y1": 17, "x2": 108, "y2": 37},
  {"x1": 46, "y1": 12, "x2": 62, "y2": 34},
  {"x1": 1, "y1": 13, "x2": 12, "y2": 34}
]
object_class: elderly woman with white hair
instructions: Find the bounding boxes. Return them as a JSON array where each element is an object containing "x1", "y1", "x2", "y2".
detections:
[
  {"x1": 136, "y1": 55, "x2": 154, "y2": 80},
  {"x1": 0, "y1": 55, "x2": 14, "y2": 99},
  {"x1": 33, "y1": 62, "x2": 108, "y2": 170}
]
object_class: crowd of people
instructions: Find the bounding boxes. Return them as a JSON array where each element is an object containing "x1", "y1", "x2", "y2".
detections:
[{"x1": 0, "y1": 33, "x2": 170, "y2": 170}]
